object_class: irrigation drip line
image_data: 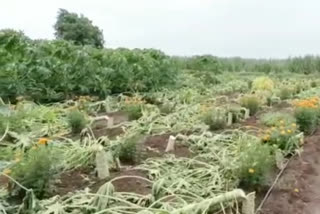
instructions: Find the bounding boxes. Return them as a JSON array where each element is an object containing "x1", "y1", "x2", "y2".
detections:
[{"x1": 255, "y1": 156, "x2": 293, "y2": 213}]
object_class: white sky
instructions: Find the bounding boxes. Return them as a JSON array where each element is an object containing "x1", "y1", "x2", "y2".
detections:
[{"x1": 1, "y1": 0, "x2": 320, "y2": 58}]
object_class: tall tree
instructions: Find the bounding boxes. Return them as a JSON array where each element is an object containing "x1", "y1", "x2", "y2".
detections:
[{"x1": 54, "y1": 9, "x2": 104, "y2": 48}]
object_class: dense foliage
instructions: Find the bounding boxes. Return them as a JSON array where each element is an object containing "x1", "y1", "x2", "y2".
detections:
[
  {"x1": 176, "y1": 55, "x2": 320, "y2": 73},
  {"x1": 54, "y1": 9, "x2": 104, "y2": 48},
  {"x1": 0, "y1": 30, "x2": 177, "y2": 102}
]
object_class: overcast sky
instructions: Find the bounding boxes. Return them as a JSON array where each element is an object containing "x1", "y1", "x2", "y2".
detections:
[{"x1": 1, "y1": 0, "x2": 320, "y2": 58}]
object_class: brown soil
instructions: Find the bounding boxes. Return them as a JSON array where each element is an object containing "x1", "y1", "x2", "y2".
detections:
[
  {"x1": 144, "y1": 133, "x2": 192, "y2": 158},
  {"x1": 106, "y1": 111, "x2": 129, "y2": 124},
  {"x1": 54, "y1": 168, "x2": 96, "y2": 196},
  {"x1": 272, "y1": 101, "x2": 292, "y2": 110},
  {"x1": 102, "y1": 169, "x2": 151, "y2": 195},
  {"x1": 92, "y1": 127, "x2": 125, "y2": 139},
  {"x1": 259, "y1": 129, "x2": 320, "y2": 214},
  {"x1": 55, "y1": 167, "x2": 151, "y2": 196},
  {"x1": 230, "y1": 116, "x2": 267, "y2": 135},
  {"x1": 0, "y1": 175, "x2": 9, "y2": 188},
  {"x1": 91, "y1": 111, "x2": 128, "y2": 139}
]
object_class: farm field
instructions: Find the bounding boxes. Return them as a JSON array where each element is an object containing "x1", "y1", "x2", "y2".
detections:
[{"x1": 2, "y1": 31, "x2": 320, "y2": 214}]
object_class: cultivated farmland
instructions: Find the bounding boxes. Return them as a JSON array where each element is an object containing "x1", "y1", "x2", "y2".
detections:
[{"x1": 1, "y1": 30, "x2": 320, "y2": 214}]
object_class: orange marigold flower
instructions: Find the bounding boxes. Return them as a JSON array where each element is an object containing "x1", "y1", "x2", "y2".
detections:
[{"x1": 38, "y1": 138, "x2": 49, "y2": 145}]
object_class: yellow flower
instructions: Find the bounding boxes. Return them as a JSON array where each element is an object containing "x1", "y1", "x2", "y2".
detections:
[
  {"x1": 281, "y1": 130, "x2": 286, "y2": 135},
  {"x1": 294, "y1": 188, "x2": 299, "y2": 193},
  {"x1": 287, "y1": 129, "x2": 292, "y2": 134},
  {"x1": 31, "y1": 146, "x2": 37, "y2": 150},
  {"x1": 271, "y1": 127, "x2": 276, "y2": 131},
  {"x1": 292, "y1": 123, "x2": 296, "y2": 127},
  {"x1": 263, "y1": 135, "x2": 270, "y2": 141},
  {"x1": 38, "y1": 138, "x2": 49, "y2": 145},
  {"x1": 15, "y1": 157, "x2": 21, "y2": 163},
  {"x1": 3, "y1": 168, "x2": 11, "y2": 175},
  {"x1": 248, "y1": 168, "x2": 255, "y2": 174},
  {"x1": 280, "y1": 120, "x2": 284, "y2": 124}
]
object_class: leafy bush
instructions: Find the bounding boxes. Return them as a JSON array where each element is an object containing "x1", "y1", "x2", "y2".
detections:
[
  {"x1": 311, "y1": 81, "x2": 317, "y2": 88},
  {"x1": 0, "y1": 30, "x2": 177, "y2": 101},
  {"x1": 117, "y1": 135, "x2": 143, "y2": 164},
  {"x1": 240, "y1": 95, "x2": 260, "y2": 116},
  {"x1": 252, "y1": 77, "x2": 274, "y2": 91},
  {"x1": 236, "y1": 137, "x2": 275, "y2": 187},
  {"x1": 54, "y1": 9, "x2": 104, "y2": 48},
  {"x1": 294, "y1": 108, "x2": 318, "y2": 134},
  {"x1": 278, "y1": 87, "x2": 293, "y2": 100},
  {"x1": 184, "y1": 55, "x2": 222, "y2": 73},
  {"x1": 260, "y1": 112, "x2": 296, "y2": 127},
  {"x1": 10, "y1": 144, "x2": 59, "y2": 198},
  {"x1": 67, "y1": 110, "x2": 88, "y2": 133},
  {"x1": 202, "y1": 108, "x2": 226, "y2": 131}
]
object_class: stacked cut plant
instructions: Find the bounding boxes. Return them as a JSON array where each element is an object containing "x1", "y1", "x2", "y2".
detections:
[
  {"x1": 293, "y1": 96, "x2": 320, "y2": 134},
  {"x1": 261, "y1": 120, "x2": 302, "y2": 154}
]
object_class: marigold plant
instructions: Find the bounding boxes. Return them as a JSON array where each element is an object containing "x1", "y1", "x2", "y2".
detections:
[
  {"x1": 122, "y1": 96, "x2": 145, "y2": 120},
  {"x1": 293, "y1": 97, "x2": 320, "y2": 134},
  {"x1": 261, "y1": 120, "x2": 302, "y2": 154}
]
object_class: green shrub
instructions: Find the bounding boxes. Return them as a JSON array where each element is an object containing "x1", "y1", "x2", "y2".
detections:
[
  {"x1": 236, "y1": 137, "x2": 275, "y2": 188},
  {"x1": 10, "y1": 145, "x2": 59, "y2": 198},
  {"x1": 240, "y1": 95, "x2": 260, "y2": 116},
  {"x1": 184, "y1": 55, "x2": 222, "y2": 73},
  {"x1": 202, "y1": 108, "x2": 226, "y2": 131},
  {"x1": 252, "y1": 77, "x2": 274, "y2": 91},
  {"x1": 67, "y1": 110, "x2": 88, "y2": 133},
  {"x1": 311, "y1": 81, "x2": 317, "y2": 88},
  {"x1": 0, "y1": 30, "x2": 177, "y2": 101},
  {"x1": 122, "y1": 104, "x2": 143, "y2": 120},
  {"x1": 260, "y1": 112, "x2": 296, "y2": 127},
  {"x1": 54, "y1": 9, "x2": 104, "y2": 48},
  {"x1": 117, "y1": 135, "x2": 143, "y2": 164},
  {"x1": 278, "y1": 87, "x2": 293, "y2": 100},
  {"x1": 294, "y1": 107, "x2": 318, "y2": 134}
]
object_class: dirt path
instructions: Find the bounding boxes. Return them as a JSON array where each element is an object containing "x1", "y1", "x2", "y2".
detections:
[{"x1": 260, "y1": 129, "x2": 320, "y2": 214}]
